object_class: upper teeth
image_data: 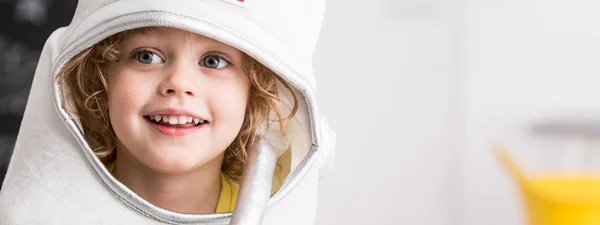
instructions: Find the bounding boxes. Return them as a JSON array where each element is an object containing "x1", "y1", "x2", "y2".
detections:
[{"x1": 150, "y1": 115, "x2": 204, "y2": 125}]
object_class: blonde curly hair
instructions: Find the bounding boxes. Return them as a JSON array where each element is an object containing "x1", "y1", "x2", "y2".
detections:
[{"x1": 56, "y1": 29, "x2": 298, "y2": 181}]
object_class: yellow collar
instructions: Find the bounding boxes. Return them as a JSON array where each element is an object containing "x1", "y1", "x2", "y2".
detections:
[{"x1": 216, "y1": 172, "x2": 238, "y2": 213}]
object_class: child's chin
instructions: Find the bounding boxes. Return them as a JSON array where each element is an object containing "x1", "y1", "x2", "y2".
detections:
[{"x1": 137, "y1": 144, "x2": 223, "y2": 175}]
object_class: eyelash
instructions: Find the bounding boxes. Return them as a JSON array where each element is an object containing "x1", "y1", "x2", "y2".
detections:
[{"x1": 204, "y1": 53, "x2": 233, "y2": 66}]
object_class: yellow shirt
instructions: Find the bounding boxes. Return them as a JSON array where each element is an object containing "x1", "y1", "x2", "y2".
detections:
[
  {"x1": 108, "y1": 162, "x2": 237, "y2": 213},
  {"x1": 216, "y1": 172, "x2": 238, "y2": 213}
]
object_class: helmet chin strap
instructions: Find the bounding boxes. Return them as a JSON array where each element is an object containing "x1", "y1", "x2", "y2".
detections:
[{"x1": 229, "y1": 138, "x2": 277, "y2": 225}]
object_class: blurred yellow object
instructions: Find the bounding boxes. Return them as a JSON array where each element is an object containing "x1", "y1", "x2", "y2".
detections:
[{"x1": 496, "y1": 146, "x2": 600, "y2": 225}]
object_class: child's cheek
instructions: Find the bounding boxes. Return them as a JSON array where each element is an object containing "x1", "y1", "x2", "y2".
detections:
[
  {"x1": 107, "y1": 69, "x2": 152, "y2": 134},
  {"x1": 206, "y1": 79, "x2": 248, "y2": 144},
  {"x1": 109, "y1": 71, "x2": 143, "y2": 108},
  {"x1": 218, "y1": 81, "x2": 248, "y2": 123}
]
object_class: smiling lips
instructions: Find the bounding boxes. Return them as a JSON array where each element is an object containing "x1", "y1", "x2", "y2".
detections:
[{"x1": 144, "y1": 114, "x2": 207, "y2": 136}]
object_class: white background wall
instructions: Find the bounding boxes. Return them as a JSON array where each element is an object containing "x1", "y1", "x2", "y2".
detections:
[
  {"x1": 313, "y1": 0, "x2": 462, "y2": 224},
  {"x1": 313, "y1": 0, "x2": 600, "y2": 224}
]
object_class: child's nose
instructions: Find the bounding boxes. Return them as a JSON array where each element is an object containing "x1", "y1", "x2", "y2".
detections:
[
  {"x1": 158, "y1": 63, "x2": 198, "y2": 97},
  {"x1": 162, "y1": 87, "x2": 194, "y2": 97}
]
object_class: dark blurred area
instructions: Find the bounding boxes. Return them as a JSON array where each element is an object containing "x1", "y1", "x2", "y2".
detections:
[{"x1": 0, "y1": 0, "x2": 77, "y2": 188}]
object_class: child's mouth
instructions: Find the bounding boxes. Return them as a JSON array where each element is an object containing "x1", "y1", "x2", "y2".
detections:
[{"x1": 144, "y1": 115, "x2": 206, "y2": 128}]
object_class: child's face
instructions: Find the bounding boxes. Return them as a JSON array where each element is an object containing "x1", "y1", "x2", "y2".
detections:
[{"x1": 106, "y1": 27, "x2": 249, "y2": 174}]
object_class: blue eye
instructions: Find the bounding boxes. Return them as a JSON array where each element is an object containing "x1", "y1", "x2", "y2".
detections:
[
  {"x1": 201, "y1": 55, "x2": 229, "y2": 69},
  {"x1": 135, "y1": 51, "x2": 163, "y2": 64}
]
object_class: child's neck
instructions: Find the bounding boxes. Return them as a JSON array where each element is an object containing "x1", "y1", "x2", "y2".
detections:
[{"x1": 112, "y1": 151, "x2": 223, "y2": 214}]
